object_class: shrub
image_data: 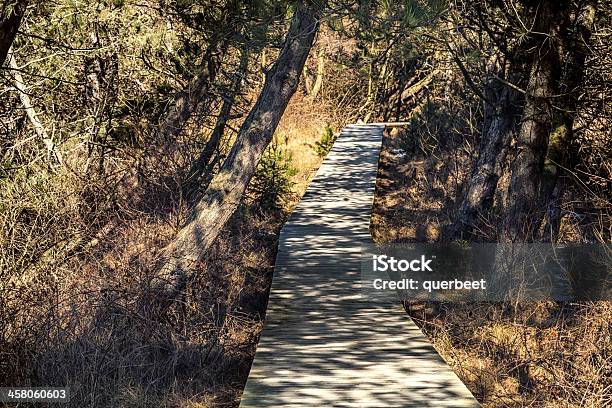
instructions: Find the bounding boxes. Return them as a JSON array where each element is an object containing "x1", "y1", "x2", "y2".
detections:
[
  {"x1": 314, "y1": 124, "x2": 336, "y2": 157},
  {"x1": 250, "y1": 138, "x2": 298, "y2": 212}
]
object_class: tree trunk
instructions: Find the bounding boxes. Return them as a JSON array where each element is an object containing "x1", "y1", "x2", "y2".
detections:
[
  {"x1": 0, "y1": 0, "x2": 27, "y2": 67},
  {"x1": 9, "y1": 49, "x2": 62, "y2": 165},
  {"x1": 302, "y1": 64, "x2": 313, "y2": 94},
  {"x1": 310, "y1": 47, "x2": 325, "y2": 99},
  {"x1": 504, "y1": 0, "x2": 564, "y2": 240},
  {"x1": 540, "y1": 1, "x2": 596, "y2": 240},
  {"x1": 186, "y1": 46, "x2": 250, "y2": 193},
  {"x1": 149, "y1": 0, "x2": 243, "y2": 162},
  {"x1": 155, "y1": 0, "x2": 323, "y2": 299},
  {"x1": 445, "y1": 73, "x2": 518, "y2": 240},
  {"x1": 158, "y1": 47, "x2": 223, "y2": 147}
]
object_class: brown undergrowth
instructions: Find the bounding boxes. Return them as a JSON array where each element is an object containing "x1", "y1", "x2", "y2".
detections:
[
  {"x1": 2, "y1": 91, "x2": 608, "y2": 407},
  {"x1": 0, "y1": 93, "x2": 335, "y2": 407},
  {"x1": 371, "y1": 128, "x2": 611, "y2": 408}
]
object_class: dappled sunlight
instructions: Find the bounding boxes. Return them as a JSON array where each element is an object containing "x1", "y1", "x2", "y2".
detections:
[{"x1": 240, "y1": 125, "x2": 478, "y2": 407}]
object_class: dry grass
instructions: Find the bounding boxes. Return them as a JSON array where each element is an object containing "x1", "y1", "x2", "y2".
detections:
[
  {"x1": 403, "y1": 301, "x2": 612, "y2": 407},
  {"x1": 372, "y1": 126, "x2": 612, "y2": 408},
  {"x1": 2, "y1": 63, "x2": 607, "y2": 406},
  {"x1": 274, "y1": 93, "x2": 340, "y2": 199},
  {"x1": 0, "y1": 90, "x2": 338, "y2": 407}
]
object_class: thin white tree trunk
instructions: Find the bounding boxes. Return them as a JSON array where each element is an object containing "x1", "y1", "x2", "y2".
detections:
[
  {"x1": 9, "y1": 49, "x2": 62, "y2": 165},
  {"x1": 310, "y1": 47, "x2": 325, "y2": 99}
]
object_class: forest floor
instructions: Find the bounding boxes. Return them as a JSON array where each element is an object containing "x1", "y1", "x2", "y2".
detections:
[
  {"x1": 151, "y1": 94, "x2": 333, "y2": 407},
  {"x1": 371, "y1": 129, "x2": 611, "y2": 408},
  {"x1": 198, "y1": 119, "x2": 610, "y2": 408},
  {"x1": 204, "y1": 119, "x2": 610, "y2": 408},
  {"x1": 3, "y1": 98, "x2": 608, "y2": 408},
  {"x1": 0, "y1": 93, "x2": 329, "y2": 408}
]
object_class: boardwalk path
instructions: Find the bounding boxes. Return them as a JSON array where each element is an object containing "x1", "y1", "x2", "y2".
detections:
[{"x1": 240, "y1": 125, "x2": 479, "y2": 407}]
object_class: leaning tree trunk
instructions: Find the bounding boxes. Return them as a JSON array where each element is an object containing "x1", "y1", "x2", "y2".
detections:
[
  {"x1": 186, "y1": 45, "x2": 250, "y2": 193},
  {"x1": 154, "y1": 0, "x2": 323, "y2": 300},
  {"x1": 504, "y1": 0, "x2": 564, "y2": 240},
  {"x1": 156, "y1": 45, "x2": 225, "y2": 152},
  {"x1": 0, "y1": 0, "x2": 27, "y2": 67},
  {"x1": 8, "y1": 49, "x2": 62, "y2": 165},
  {"x1": 445, "y1": 72, "x2": 518, "y2": 240},
  {"x1": 147, "y1": 0, "x2": 242, "y2": 163},
  {"x1": 310, "y1": 47, "x2": 325, "y2": 99}
]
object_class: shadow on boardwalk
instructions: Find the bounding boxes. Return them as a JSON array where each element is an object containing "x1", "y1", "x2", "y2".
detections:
[{"x1": 240, "y1": 125, "x2": 479, "y2": 407}]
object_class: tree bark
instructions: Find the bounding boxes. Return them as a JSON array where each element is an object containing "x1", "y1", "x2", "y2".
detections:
[
  {"x1": 149, "y1": 0, "x2": 243, "y2": 160},
  {"x1": 445, "y1": 73, "x2": 518, "y2": 240},
  {"x1": 302, "y1": 64, "x2": 313, "y2": 94},
  {"x1": 310, "y1": 46, "x2": 325, "y2": 99},
  {"x1": 9, "y1": 49, "x2": 62, "y2": 165},
  {"x1": 186, "y1": 46, "x2": 250, "y2": 192},
  {"x1": 0, "y1": 0, "x2": 27, "y2": 67},
  {"x1": 540, "y1": 1, "x2": 596, "y2": 240},
  {"x1": 155, "y1": 0, "x2": 323, "y2": 299},
  {"x1": 504, "y1": 0, "x2": 565, "y2": 240},
  {"x1": 158, "y1": 47, "x2": 223, "y2": 147}
]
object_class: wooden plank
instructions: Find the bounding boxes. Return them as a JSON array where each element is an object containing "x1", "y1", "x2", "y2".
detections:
[
  {"x1": 240, "y1": 124, "x2": 479, "y2": 407},
  {"x1": 369, "y1": 121, "x2": 410, "y2": 127}
]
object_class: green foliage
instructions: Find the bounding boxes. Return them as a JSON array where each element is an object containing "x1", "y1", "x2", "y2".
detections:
[
  {"x1": 251, "y1": 138, "x2": 298, "y2": 212},
  {"x1": 314, "y1": 124, "x2": 336, "y2": 157},
  {"x1": 323, "y1": 0, "x2": 444, "y2": 122},
  {"x1": 1, "y1": 2, "x2": 17, "y2": 17}
]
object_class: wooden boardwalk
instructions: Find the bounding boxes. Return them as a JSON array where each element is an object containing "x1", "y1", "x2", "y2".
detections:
[{"x1": 240, "y1": 124, "x2": 479, "y2": 407}]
